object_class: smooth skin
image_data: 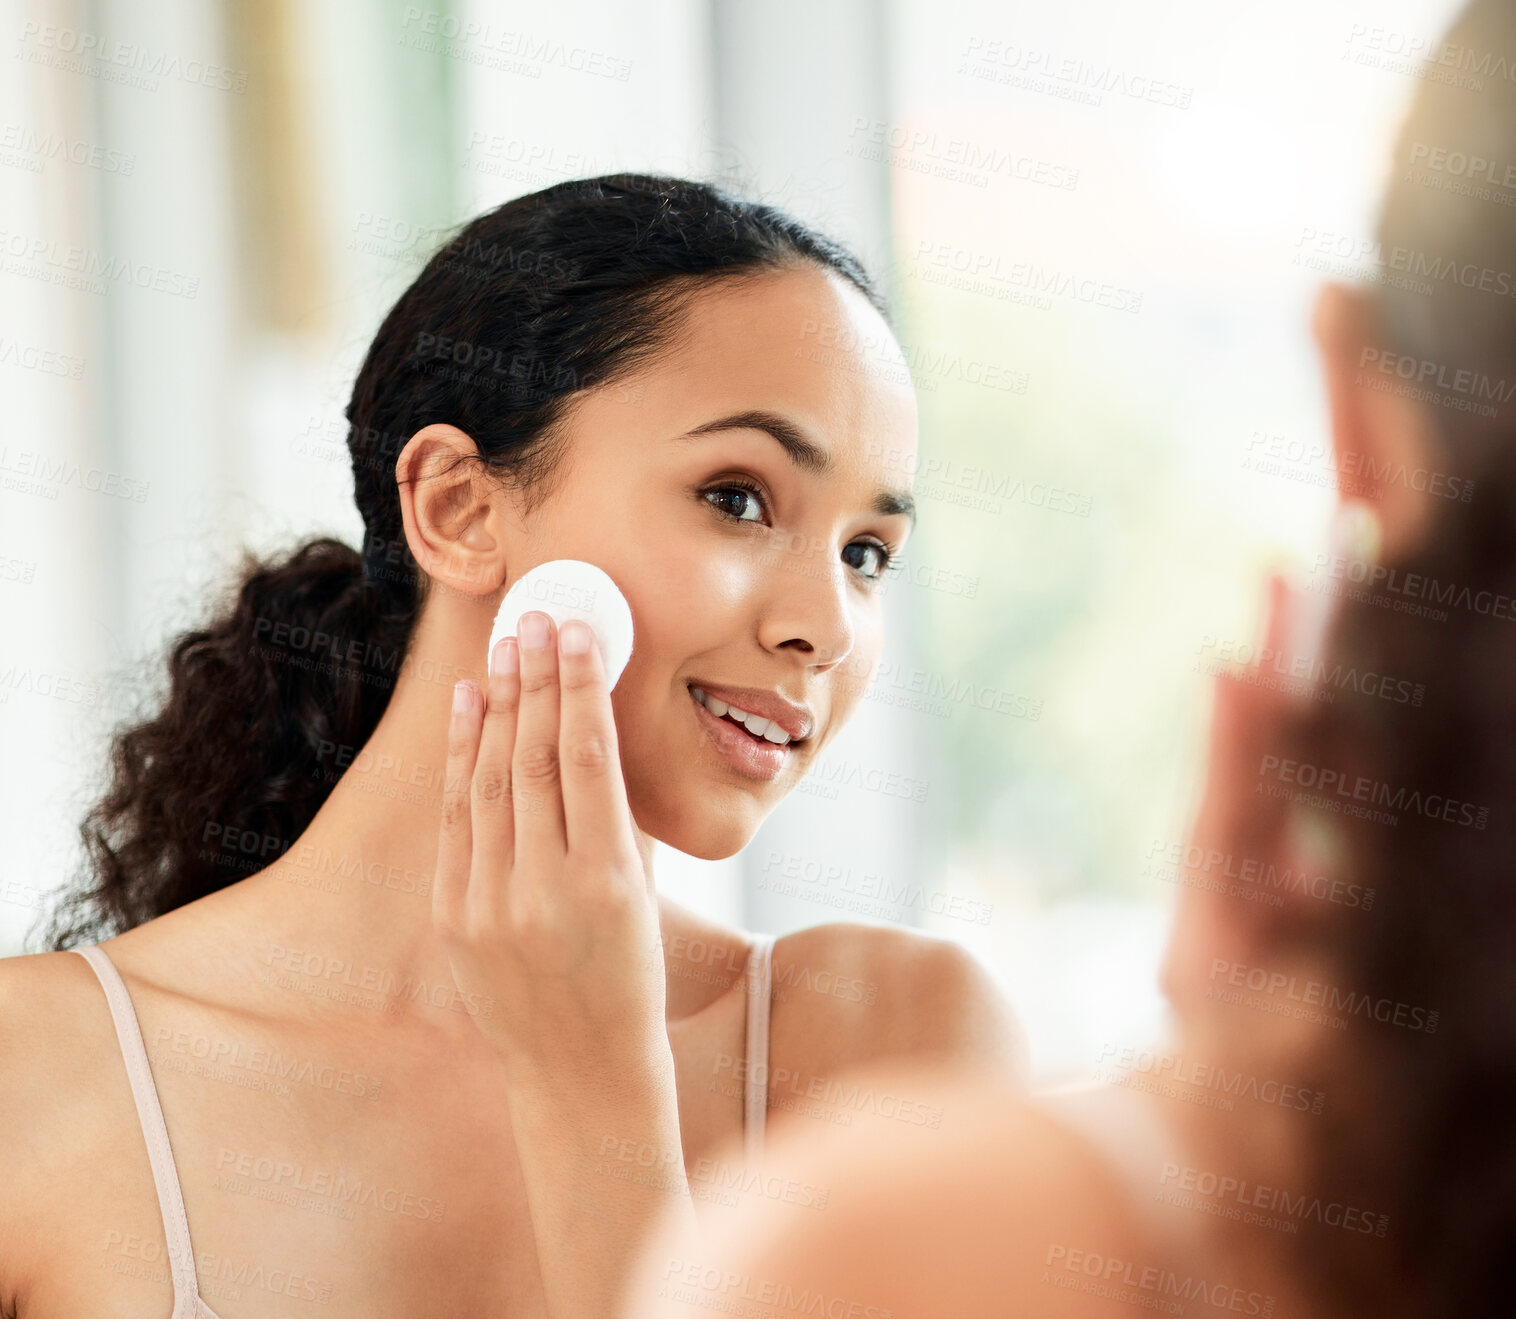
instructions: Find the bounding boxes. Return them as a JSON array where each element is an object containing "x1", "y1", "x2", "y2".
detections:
[
  {"x1": 0, "y1": 265, "x2": 1024, "y2": 1318},
  {"x1": 624, "y1": 280, "x2": 1438, "y2": 1319}
]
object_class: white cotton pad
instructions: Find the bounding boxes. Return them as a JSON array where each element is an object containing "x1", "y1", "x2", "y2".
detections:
[{"x1": 487, "y1": 558, "x2": 635, "y2": 689}]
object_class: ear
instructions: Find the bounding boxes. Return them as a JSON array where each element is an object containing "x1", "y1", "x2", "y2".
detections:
[
  {"x1": 1311, "y1": 281, "x2": 1437, "y2": 563},
  {"x1": 394, "y1": 423, "x2": 512, "y2": 599}
]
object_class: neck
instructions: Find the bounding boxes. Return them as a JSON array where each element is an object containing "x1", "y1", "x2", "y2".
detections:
[{"x1": 247, "y1": 651, "x2": 667, "y2": 1026}]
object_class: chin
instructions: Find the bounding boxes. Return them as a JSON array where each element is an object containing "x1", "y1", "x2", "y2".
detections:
[
  {"x1": 662, "y1": 827, "x2": 753, "y2": 863},
  {"x1": 629, "y1": 779, "x2": 768, "y2": 862}
]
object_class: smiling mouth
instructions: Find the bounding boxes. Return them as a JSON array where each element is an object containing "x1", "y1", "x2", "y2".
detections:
[{"x1": 686, "y1": 684, "x2": 808, "y2": 749}]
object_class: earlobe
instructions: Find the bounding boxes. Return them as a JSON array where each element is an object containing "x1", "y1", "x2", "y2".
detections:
[{"x1": 394, "y1": 423, "x2": 509, "y2": 597}]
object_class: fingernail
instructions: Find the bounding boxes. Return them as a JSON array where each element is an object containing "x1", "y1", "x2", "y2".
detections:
[
  {"x1": 560, "y1": 619, "x2": 592, "y2": 655},
  {"x1": 1330, "y1": 501, "x2": 1382, "y2": 567},
  {"x1": 492, "y1": 637, "x2": 518, "y2": 675},
  {"x1": 453, "y1": 680, "x2": 471, "y2": 714},
  {"x1": 519, "y1": 611, "x2": 549, "y2": 650}
]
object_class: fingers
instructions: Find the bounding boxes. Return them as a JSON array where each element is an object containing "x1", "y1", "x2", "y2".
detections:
[
  {"x1": 512, "y1": 611, "x2": 567, "y2": 873},
  {"x1": 470, "y1": 636, "x2": 522, "y2": 903},
  {"x1": 555, "y1": 618, "x2": 637, "y2": 867},
  {"x1": 435, "y1": 679, "x2": 483, "y2": 932},
  {"x1": 1201, "y1": 573, "x2": 1296, "y2": 862}
]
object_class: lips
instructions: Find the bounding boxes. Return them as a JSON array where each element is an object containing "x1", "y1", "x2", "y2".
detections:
[
  {"x1": 685, "y1": 682, "x2": 812, "y2": 744},
  {"x1": 687, "y1": 686, "x2": 797, "y2": 781}
]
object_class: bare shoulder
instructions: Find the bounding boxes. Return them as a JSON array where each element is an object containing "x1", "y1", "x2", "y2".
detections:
[
  {"x1": 769, "y1": 921, "x2": 1028, "y2": 1088},
  {"x1": 630, "y1": 1068, "x2": 1152, "y2": 1319},
  {"x1": 0, "y1": 945, "x2": 114, "y2": 1125},
  {"x1": 0, "y1": 948, "x2": 123, "y2": 1308}
]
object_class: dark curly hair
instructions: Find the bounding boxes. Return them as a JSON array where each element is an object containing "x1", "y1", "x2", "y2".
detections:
[
  {"x1": 1271, "y1": 2, "x2": 1516, "y2": 1313},
  {"x1": 39, "y1": 173, "x2": 888, "y2": 949}
]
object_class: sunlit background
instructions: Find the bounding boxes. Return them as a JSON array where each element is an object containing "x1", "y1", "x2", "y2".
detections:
[{"x1": 0, "y1": 0, "x2": 1467, "y2": 1082}]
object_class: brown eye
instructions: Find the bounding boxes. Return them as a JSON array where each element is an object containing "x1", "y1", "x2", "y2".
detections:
[
  {"x1": 843, "y1": 540, "x2": 899, "y2": 581},
  {"x1": 704, "y1": 481, "x2": 767, "y2": 523}
]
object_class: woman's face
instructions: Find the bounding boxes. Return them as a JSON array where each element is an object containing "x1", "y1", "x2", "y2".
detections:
[{"x1": 509, "y1": 265, "x2": 919, "y2": 859}]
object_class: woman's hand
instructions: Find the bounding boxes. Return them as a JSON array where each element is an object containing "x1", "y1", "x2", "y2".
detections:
[
  {"x1": 435, "y1": 609, "x2": 697, "y2": 1317},
  {"x1": 434, "y1": 609, "x2": 666, "y2": 1076}
]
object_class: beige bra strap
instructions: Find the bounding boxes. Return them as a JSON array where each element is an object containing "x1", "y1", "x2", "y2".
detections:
[
  {"x1": 72, "y1": 944, "x2": 203, "y2": 1304},
  {"x1": 743, "y1": 933, "x2": 777, "y2": 1166}
]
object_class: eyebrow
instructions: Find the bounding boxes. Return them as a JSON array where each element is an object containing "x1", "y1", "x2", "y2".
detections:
[{"x1": 678, "y1": 409, "x2": 916, "y2": 527}]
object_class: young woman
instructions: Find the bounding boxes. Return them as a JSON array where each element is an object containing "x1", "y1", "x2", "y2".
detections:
[
  {"x1": 630, "y1": 4, "x2": 1516, "y2": 1316},
  {"x1": 0, "y1": 176, "x2": 1024, "y2": 1318}
]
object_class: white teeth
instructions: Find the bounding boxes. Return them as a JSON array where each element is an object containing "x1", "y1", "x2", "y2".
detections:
[
  {"x1": 694, "y1": 688, "x2": 727, "y2": 718},
  {"x1": 691, "y1": 687, "x2": 792, "y2": 746}
]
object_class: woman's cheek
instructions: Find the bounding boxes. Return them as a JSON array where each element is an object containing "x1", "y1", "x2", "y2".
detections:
[{"x1": 830, "y1": 624, "x2": 884, "y2": 725}]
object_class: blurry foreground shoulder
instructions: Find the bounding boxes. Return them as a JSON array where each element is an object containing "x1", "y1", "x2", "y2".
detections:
[{"x1": 628, "y1": 1063, "x2": 1151, "y2": 1319}]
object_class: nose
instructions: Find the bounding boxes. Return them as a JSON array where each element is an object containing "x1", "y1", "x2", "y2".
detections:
[{"x1": 756, "y1": 547, "x2": 857, "y2": 670}]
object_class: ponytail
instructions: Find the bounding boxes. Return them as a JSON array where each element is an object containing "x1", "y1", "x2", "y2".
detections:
[{"x1": 44, "y1": 537, "x2": 417, "y2": 947}]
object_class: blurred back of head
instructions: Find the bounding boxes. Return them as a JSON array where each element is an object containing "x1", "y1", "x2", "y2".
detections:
[{"x1": 1278, "y1": 1, "x2": 1516, "y2": 1312}]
